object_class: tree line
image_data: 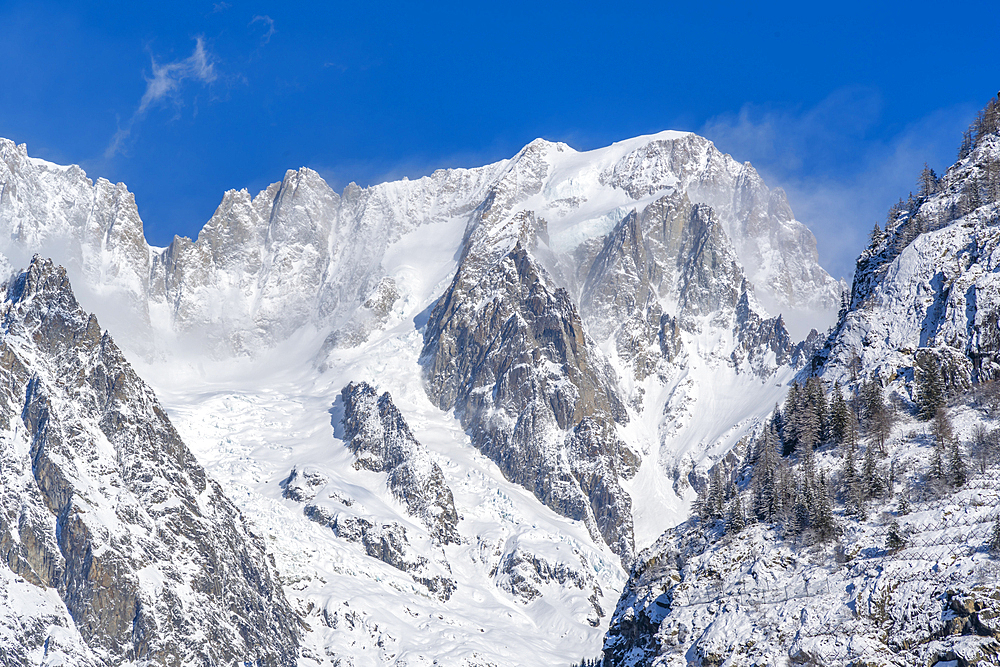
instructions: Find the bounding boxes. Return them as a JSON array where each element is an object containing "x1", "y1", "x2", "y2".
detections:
[{"x1": 695, "y1": 354, "x2": 1000, "y2": 545}]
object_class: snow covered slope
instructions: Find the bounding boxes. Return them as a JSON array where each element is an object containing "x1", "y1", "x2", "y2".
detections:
[
  {"x1": 600, "y1": 98, "x2": 1000, "y2": 667},
  {"x1": 0, "y1": 258, "x2": 299, "y2": 666},
  {"x1": 0, "y1": 129, "x2": 842, "y2": 664}
]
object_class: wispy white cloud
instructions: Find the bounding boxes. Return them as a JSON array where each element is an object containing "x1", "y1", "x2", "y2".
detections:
[
  {"x1": 105, "y1": 37, "x2": 217, "y2": 158},
  {"x1": 251, "y1": 15, "x2": 276, "y2": 45},
  {"x1": 700, "y1": 89, "x2": 977, "y2": 282},
  {"x1": 138, "y1": 36, "x2": 216, "y2": 114}
]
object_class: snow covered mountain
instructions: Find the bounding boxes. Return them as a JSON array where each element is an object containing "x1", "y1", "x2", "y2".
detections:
[
  {"x1": 600, "y1": 98, "x2": 1000, "y2": 667},
  {"x1": 0, "y1": 257, "x2": 298, "y2": 666},
  {"x1": 0, "y1": 130, "x2": 842, "y2": 664}
]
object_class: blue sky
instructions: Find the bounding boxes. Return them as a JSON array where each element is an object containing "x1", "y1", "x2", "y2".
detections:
[{"x1": 1, "y1": 1, "x2": 997, "y2": 281}]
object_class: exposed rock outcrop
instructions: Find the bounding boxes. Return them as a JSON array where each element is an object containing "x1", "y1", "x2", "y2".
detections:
[{"x1": 340, "y1": 381, "x2": 460, "y2": 546}]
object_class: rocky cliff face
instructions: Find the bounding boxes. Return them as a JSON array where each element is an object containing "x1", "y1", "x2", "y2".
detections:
[
  {"x1": 579, "y1": 192, "x2": 793, "y2": 380},
  {"x1": 421, "y1": 232, "x2": 638, "y2": 561},
  {"x1": 0, "y1": 257, "x2": 299, "y2": 666}
]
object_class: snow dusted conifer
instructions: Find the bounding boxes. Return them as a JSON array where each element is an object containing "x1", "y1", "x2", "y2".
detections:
[
  {"x1": 782, "y1": 382, "x2": 801, "y2": 455},
  {"x1": 916, "y1": 352, "x2": 946, "y2": 420},
  {"x1": 862, "y1": 445, "x2": 883, "y2": 500},
  {"x1": 948, "y1": 437, "x2": 966, "y2": 488},
  {"x1": 886, "y1": 520, "x2": 906, "y2": 553},
  {"x1": 830, "y1": 382, "x2": 850, "y2": 446},
  {"x1": 752, "y1": 425, "x2": 781, "y2": 522},
  {"x1": 918, "y1": 163, "x2": 939, "y2": 198},
  {"x1": 897, "y1": 489, "x2": 911, "y2": 516},
  {"x1": 726, "y1": 491, "x2": 747, "y2": 534},
  {"x1": 812, "y1": 476, "x2": 837, "y2": 542},
  {"x1": 804, "y1": 376, "x2": 827, "y2": 444}
]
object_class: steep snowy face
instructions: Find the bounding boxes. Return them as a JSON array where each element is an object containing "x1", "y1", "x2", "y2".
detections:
[
  {"x1": 578, "y1": 192, "x2": 792, "y2": 380},
  {"x1": 0, "y1": 139, "x2": 153, "y2": 350},
  {"x1": 815, "y1": 126, "x2": 1000, "y2": 393},
  {"x1": 0, "y1": 257, "x2": 299, "y2": 665},
  {"x1": 506, "y1": 132, "x2": 843, "y2": 332}
]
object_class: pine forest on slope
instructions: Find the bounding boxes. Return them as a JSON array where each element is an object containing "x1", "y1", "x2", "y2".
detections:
[{"x1": 603, "y1": 96, "x2": 1000, "y2": 667}]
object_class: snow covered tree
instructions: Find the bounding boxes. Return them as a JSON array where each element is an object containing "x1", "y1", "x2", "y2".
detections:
[
  {"x1": 726, "y1": 492, "x2": 747, "y2": 534},
  {"x1": 782, "y1": 382, "x2": 801, "y2": 455},
  {"x1": 752, "y1": 425, "x2": 782, "y2": 522},
  {"x1": 859, "y1": 375, "x2": 893, "y2": 452},
  {"x1": 948, "y1": 436, "x2": 966, "y2": 488},
  {"x1": 886, "y1": 520, "x2": 906, "y2": 553},
  {"x1": 829, "y1": 382, "x2": 851, "y2": 446},
  {"x1": 804, "y1": 376, "x2": 827, "y2": 444},
  {"x1": 915, "y1": 352, "x2": 946, "y2": 420},
  {"x1": 696, "y1": 467, "x2": 727, "y2": 522},
  {"x1": 862, "y1": 446, "x2": 884, "y2": 500},
  {"x1": 837, "y1": 290, "x2": 850, "y2": 323},
  {"x1": 860, "y1": 374, "x2": 882, "y2": 421},
  {"x1": 897, "y1": 490, "x2": 911, "y2": 516},
  {"x1": 918, "y1": 163, "x2": 939, "y2": 198},
  {"x1": 812, "y1": 474, "x2": 838, "y2": 542}
]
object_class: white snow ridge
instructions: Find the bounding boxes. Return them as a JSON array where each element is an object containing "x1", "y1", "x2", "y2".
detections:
[{"x1": 0, "y1": 124, "x2": 905, "y2": 667}]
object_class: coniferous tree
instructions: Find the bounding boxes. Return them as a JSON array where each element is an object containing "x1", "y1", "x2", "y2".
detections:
[
  {"x1": 918, "y1": 163, "x2": 939, "y2": 198},
  {"x1": 886, "y1": 520, "x2": 907, "y2": 553},
  {"x1": 726, "y1": 492, "x2": 747, "y2": 534},
  {"x1": 862, "y1": 445, "x2": 883, "y2": 500},
  {"x1": 812, "y1": 473, "x2": 837, "y2": 542},
  {"x1": 830, "y1": 382, "x2": 850, "y2": 446},
  {"x1": 915, "y1": 352, "x2": 946, "y2": 420},
  {"x1": 782, "y1": 382, "x2": 801, "y2": 455},
  {"x1": 770, "y1": 403, "x2": 784, "y2": 441},
  {"x1": 693, "y1": 486, "x2": 711, "y2": 522},
  {"x1": 804, "y1": 376, "x2": 827, "y2": 444},
  {"x1": 707, "y1": 467, "x2": 725, "y2": 520},
  {"x1": 868, "y1": 222, "x2": 884, "y2": 249},
  {"x1": 793, "y1": 492, "x2": 811, "y2": 535},
  {"x1": 838, "y1": 290, "x2": 850, "y2": 323},
  {"x1": 897, "y1": 490, "x2": 911, "y2": 515},
  {"x1": 948, "y1": 437, "x2": 966, "y2": 488},
  {"x1": 930, "y1": 440, "x2": 946, "y2": 481},
  {"x1": 752, "y1": 425, "x2": 781, "y2": 522}
]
